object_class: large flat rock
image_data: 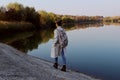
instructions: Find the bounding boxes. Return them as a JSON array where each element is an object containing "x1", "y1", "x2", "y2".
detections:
[{"x1": 0, "y1": 43, "x2": 100, "y2": 80}]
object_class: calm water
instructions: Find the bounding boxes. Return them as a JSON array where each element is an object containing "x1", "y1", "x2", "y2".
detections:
[
  {"x1": 0, "y1": 24, "x2": 120, "y2": 80},
  {"x1": 28, "y1": 24, "x2": 120, "y2": 80}
]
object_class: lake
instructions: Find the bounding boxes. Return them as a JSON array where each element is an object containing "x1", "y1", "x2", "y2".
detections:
[{"x1": 1, "y1": 23, "x2": 120, "y2": 80}]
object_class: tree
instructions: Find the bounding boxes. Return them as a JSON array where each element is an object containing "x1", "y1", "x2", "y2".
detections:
[
  {"x1": 24, "y1": 7, "x2": 40, "y2": 27},
  {"x1": 6, "y1": 2, "x2": 24, "y2": 21},
  {"x1": 0, "y1": 7, "x2": 6, "y2": 20},
  {"x1": 38, "y1": 10, "x2": 48, "y2": 26},
  {"x1": 7, "y1": 2, "x2": 24, "y2": 11},
  {"x1": 62, "y1": 16, "x2": 74, "y2": 23}
]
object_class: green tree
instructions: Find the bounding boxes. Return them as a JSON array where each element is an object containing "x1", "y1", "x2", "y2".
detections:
[
  {"x1": 38, "y1": 10, "x2": 58, "y2": 27},
  {"x1": 38, "y1": 10, "x2": 48, "y2": 26},
  {"x1": 24, "y1": 7, "x2": 40, "y2": 27},
  {"x1": 7, "y1": 2, "x2": 24, "y2": 11},
  {"x1": 62, "y1": 16, "x2": 74, "y2": 23},
  {"x1": 6, "y1": 2, "x2": 24, "y2": 21}
]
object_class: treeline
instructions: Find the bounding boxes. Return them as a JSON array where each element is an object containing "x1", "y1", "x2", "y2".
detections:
[
  {"x1": 103, "y1": 16, "x2": 120, "y2": 23},
  {"x1": 0, "y1": 2, "x2": 105, "y2": 29},
  {"x1": 73, "y1": 16, "x2": 103, "y2": 23},
  {"x1": 0, "y1": 2, "x2": 40, "y2": 28},
  {"x1": 0, "y1": 2, "x2": 75, "y2": 28}
]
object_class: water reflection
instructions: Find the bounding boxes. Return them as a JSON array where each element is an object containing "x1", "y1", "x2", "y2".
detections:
[
  {"x1": 63, "y1": 22, "x2": 103, "y2": 31},
  {"x1": 0, "y1": 29, "x2": 54, "y2": 52},
  {"x1": 0, "y1": 22, "x2": 119, "y2": 53}
]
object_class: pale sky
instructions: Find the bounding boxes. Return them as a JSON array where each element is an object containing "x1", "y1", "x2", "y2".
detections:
[{"x1": 0, "y1": 0, "x2": 120, "y2": 16}]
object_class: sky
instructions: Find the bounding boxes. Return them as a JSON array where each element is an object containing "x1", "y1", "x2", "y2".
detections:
[{"x1": 0, "y1": 0, "x2": 120, "y2": 17}]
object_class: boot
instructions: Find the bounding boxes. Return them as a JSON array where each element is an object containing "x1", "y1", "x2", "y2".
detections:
[
  {"x1": 53, "y1": 63, "x2": 58, "y2": 69},
  {"x1": 61, "y1": 65, "x2": 66, "y2": 72}
]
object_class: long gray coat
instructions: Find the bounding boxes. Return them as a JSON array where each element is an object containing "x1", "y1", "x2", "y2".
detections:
[{"x1": 51, "y1": 26, "x2": 66, "y2": 58}]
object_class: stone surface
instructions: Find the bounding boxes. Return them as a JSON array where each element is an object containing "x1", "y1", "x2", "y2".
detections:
[{"x1": 0, "y1": 43, "x2": 100, "y2": 80}]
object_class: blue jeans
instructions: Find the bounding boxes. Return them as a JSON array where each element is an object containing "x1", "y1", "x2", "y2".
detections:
[{"x1": 55, "y1": 48, "x2": 66, "y2": 65}]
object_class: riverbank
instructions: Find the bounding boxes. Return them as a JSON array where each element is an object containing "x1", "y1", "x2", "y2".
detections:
[
  {"x1": 0, "y1": 43, "x2": 100, "y2": 80},
  {"x1": 0, "y1": 21, "x2": 35, "y2": 33}
]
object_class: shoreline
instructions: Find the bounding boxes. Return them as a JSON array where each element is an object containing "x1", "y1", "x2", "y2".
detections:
[{"x1": 0, "y1": 43, "x2": 100, "y2": 80}]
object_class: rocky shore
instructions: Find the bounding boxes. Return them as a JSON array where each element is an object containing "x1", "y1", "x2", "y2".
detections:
[{"x1": 0, "y1": 43, "x2": 100, "y2": 80}]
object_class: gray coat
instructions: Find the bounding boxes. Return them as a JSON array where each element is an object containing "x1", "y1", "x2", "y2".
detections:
[{"x1": 51, "y1": 26, "x2": 66, "y2": 58}]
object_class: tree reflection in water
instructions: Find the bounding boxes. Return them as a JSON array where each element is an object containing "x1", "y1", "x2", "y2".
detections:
[
  {"x1": 0, "y1": 29, "x2": 54, "y2": 53},
  {"x1": 1, "y1": 22, "x2": 118, "y2": 53}
]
